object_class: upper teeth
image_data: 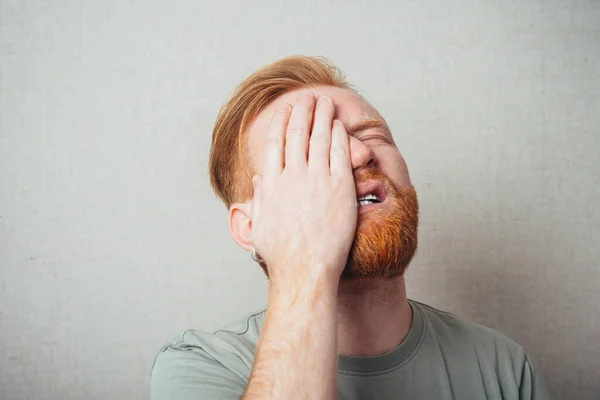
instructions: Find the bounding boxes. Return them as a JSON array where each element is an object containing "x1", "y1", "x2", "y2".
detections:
[
  {"x1": 357, "y1": 194, "x2": 380, "y2": 206},
  {"x1": 358, "y1": 194, "x2": 379, "y2": 201}
]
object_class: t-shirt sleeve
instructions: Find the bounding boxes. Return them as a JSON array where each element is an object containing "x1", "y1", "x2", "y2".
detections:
[
  {"x1": 519, "y1": 356, "x2": 551, "y2": 400},
  {"x1": 150, "y1": 343, "x2": 247, "y2": 400}
]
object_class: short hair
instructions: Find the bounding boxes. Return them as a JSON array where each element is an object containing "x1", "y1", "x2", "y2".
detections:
[{"x1": 208, "y1": 55, "x2": 353, "y2": 208}]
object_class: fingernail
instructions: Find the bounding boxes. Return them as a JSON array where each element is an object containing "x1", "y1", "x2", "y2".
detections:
[
  {"x1": 297, "y1": 91, "x2": 313, "y2": 101},
  {"x1": 277, "y1": 103, "x2": 291, "y2": 113}
]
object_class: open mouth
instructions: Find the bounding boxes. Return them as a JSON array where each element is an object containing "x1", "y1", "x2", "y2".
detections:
[
  {"x1": 356, "y1": 180, "x2": 387, "y2": 207},
  {"x1": 357, "y1": 193, "x2": 382, "y2": 206}
]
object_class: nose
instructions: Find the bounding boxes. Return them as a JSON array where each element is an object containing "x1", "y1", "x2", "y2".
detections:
[{"x1": 349, "y1": 135, "x2": 375, "y2": 171}]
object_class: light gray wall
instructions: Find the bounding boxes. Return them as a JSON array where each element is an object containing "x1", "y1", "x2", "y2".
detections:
[{"x1": 1, "y1": 1, "x2": 598, "y2": 399}]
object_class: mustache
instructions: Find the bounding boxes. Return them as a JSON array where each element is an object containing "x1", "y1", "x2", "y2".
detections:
[
  {"x1": 354, "y1": 167, "x2": 388, "y2": 183},
  {"x1": 354, "y1": 167, "x2": 401, "y2": 196}
]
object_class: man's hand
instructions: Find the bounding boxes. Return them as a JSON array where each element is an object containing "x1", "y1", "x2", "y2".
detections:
[
  {"x1": 250, "y1": 91, "x2": 357, "y2": 290},
  {"x1": 241, "y1": 92, "x2": 354, "y2": 399}
]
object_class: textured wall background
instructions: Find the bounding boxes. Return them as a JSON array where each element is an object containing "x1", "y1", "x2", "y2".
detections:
[{"x1": 1, "y1": 1, "x2": 599, "y2": 399}]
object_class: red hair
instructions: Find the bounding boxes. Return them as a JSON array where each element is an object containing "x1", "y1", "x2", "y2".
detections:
[{"x1": 208, "y1": 55, "x2": 352, "y2": 208}]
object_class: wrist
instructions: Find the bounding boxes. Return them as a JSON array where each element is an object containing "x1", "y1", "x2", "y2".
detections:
[{"x1": 267, "y1": 267, "x2": 339, "y2": 309}]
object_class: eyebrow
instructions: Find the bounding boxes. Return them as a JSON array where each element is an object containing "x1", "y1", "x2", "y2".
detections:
[{"x1": 346, "y1": 119, "x2": 389, "y2": 137}]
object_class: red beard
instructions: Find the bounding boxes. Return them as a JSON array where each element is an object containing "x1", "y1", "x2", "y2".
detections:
[
  {"x1": 341, "y1": 168, "x2": 419, "y2": 280},
  {"x1": 256, "y1": 168, "x2": 419, "y2": 281}
]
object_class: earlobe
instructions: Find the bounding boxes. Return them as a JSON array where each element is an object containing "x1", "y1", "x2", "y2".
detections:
[{"x1": 228, "y1": 202, "x2": 253, "y2": 252}]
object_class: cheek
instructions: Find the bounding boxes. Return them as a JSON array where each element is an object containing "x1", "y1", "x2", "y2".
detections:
[{"x1": 376, "y1": 149, "x2": 412, "y2": 186}]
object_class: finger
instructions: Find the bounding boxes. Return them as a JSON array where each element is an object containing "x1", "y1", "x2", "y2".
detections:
[
  {"x1": 308, "y1": 95, "x2": 335, "y2": 172},
  {"x1": 329, "y1": 120, "x2": 352, "y2": 177},
  {"x1": 285, "y1": 91, "x2": 315, "y2": 169},
  {"x1": 261, "y1": 104, "x2": 292, "y2": 183}
]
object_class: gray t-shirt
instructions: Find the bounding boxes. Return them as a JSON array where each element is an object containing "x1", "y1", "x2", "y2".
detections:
[{"x1": 150, "y1": 300, "x2": 549, "y2": 399}]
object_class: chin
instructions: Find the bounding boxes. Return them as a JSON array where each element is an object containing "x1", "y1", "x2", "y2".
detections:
[{"x1": 341, "y1": 184, "x2": 419, "y2": 281}]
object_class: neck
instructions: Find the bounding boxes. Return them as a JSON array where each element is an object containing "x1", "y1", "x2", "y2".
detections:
[{"x1": 336, "y1": 275, "x2": 411, "y2": 356}]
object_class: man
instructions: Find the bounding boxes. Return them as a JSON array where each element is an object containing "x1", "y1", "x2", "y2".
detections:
[{"x1": 151, "y1": 56, "x2": 549, "y2": 399}]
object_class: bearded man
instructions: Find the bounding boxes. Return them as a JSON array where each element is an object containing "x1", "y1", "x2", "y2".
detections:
[{"x1": 150, "y1": 56, "x2": 549, "y2": 400}]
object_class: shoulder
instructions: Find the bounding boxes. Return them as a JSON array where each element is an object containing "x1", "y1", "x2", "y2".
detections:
[
  {"x1": 150, "y1": 309, "x2": 265, "y2": 399},
  {"x1": 153, "y1": 308, "x2": 265, "y2": 371},
  {"x1": 410, "y1": 300, "x2": 550, "y2": 398},
  {"x1": 411, "y1": 300, "x2": 528, "y2": 365}
]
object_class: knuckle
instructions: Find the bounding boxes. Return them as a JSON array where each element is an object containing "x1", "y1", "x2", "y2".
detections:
[
  {"x1": 307, "y1": 178, "x2": 322, "y2": 193},
  {"x1": 318, "y1": 95, "x2": 332, "y2": 105},
  {"x1": 309, "y1": 133, "x2": 331, "y2": 146},
  {"x1": 287, "y1": 127, "x2": 306, "y2": 137},
  {"x1": 328, "y1": 173, "x2": 343, "y2": 189},
  {"x1": 332, "y1": 121, "x2": 347, "y2": 134},
  {"x1": 330, "y1": 145, "x2": 348, "y2": 158},
  {"x1": 264, "y1": 136, "x2": 282, "y2": 149}
]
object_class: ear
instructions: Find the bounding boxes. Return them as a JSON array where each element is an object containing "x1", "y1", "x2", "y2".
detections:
[{"x1": 228, "y1": 201, "x2": 253, "y2": 252}]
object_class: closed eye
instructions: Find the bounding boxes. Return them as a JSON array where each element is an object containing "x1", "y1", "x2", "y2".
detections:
[{"x1": 358, "y1": 133, "x2": 393, "y2": 146}]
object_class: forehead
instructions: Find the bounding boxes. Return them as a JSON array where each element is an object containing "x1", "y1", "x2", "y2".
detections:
[
  {"x1": 245, "y1": 85, "x2": 385, "y2": 169},
  {"x1": 266, "y1": 85, "x2": 381, "y2": 124}
]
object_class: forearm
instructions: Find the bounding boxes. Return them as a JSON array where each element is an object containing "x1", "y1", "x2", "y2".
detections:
[{"x1": 241, "y1": 271, "x2": 339, "y2": 400}]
